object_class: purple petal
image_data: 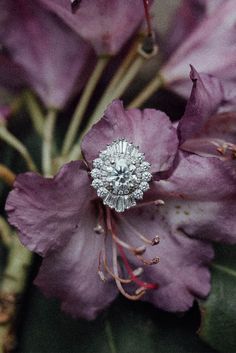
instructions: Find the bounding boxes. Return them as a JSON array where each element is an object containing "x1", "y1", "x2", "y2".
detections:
[
  {"x1": 39, "y1": 0, "x2": 145, "y2": 55},
  {"x1": 35, "y1": 208, "x2": 117, "y2": 320},
  {"x1": 164, "y1": 0, "x2": 206, "y2": 58},
  {"x1": 116, "y1": 206, "x2": 214, "y2": 312},
  {"x1": 161, "y1": 0, "x2": 236, "y2": 98},
  {"x1": 178, "y1": 67, "x2": 224, "y2": 143},
  {"x1": 0, "y1": 54, "x2": 26, "y2": 92},
  {"x1": 180, "y1": 111, "x2": 236, "y2": 162},
  {"x1": 157, "y1": 153, "x2": 236, "y2": 243},
  {"x1": 0, "y1": 0, "x2": 94, "y2": 109},
  {"x1": 82, "y1": 100, "x2": 179, "y2": 175},
  {"x1": 6, "y1": 161, "x2": 96, "y2": 256}
]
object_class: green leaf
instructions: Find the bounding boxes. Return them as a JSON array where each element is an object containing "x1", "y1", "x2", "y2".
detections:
[
  {"x1": 19, "y1": 287, "x2": 216, "y2": 353},
  {"x1": 199, "y1": 245, "x2": 236, "y2": 353}
]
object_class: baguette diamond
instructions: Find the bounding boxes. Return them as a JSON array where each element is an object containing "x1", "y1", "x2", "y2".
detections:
[{"x1": 91, "y1": 139, "x2": 152, "y2": 212}]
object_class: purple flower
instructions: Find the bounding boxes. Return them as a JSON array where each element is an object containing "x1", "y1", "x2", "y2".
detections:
[
  {"x1": 39, "y1": 0, "x2": 147, "y2": 55},
  {"x1": 6, "y1": 88, "x2": 236, "y2": 319},
  {"x1": 161, "y1": 0, "x2": 236, "y2": 98},
  {"x1": 178, "y1": 67, "x2": 236, "y2": 173},
  {"x1": 0, "y1": 0, "x2": 95, "y2": 109}
]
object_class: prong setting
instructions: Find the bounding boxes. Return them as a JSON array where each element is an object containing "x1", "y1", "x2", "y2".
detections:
[{"x1": 91, "y1": 139, "x2": 152, "y2": 212}]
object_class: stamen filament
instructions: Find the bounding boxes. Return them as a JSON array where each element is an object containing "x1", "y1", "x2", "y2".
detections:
[
  {"x1": 112, "y1": 241, "x2": 145, "y2": 300},
  {"x1": 118, "y1": 215, "x2": 153, "y2": 245},
  {"x1": 117, "y1": 243, "x2": 158, "y2": 290}
]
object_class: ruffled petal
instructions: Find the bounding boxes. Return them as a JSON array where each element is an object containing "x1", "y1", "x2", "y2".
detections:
[
  {"x1": 35, "y1": 204, "x2": 117, "y2": 320},
  {"x1": 116, "y1": 206, "x2": 214, "y2": 312},
  {"x1": 6, "y1": 161, "x2": 96, "y2": 256},
  {"x1": 81, "y1": 100, "x2": 179, "y2": 174}
]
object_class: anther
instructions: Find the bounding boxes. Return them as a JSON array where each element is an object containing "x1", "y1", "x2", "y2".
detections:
[
  {"x1": 150, "y1": 257, "x2": 160, "y2": 265},
  {"x1": 154, "y1": 199, "x2": 165, "y2": 206},
  {"x1": 138, "y1": 256, "x2": 160, "y2": 265},
  {"x1": 98, "y1": 270, "x2": 106, "y2": 282},
  {"x1": 151, "y1": 235, "x2": 160, "y2": 246},
  {"x1": 94, "y1": 224, "x2": 105, "y2": 235},
  {"x1": 133, "y1": 267, "x2": 144, "y2": 277}
]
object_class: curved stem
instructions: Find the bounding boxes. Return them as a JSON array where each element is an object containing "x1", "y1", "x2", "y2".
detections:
[
  {"x1": 0, "y1": 165, "x2": 15, "y2": 187},
  {"x1": 42, "y1": 108, "x2": 57, "y2": 177},
  {"x1": 61, "y1": 56, "x2": 109, "y2": 157},
  {"x1": 24, "y1": 91, "x2": 44, "y2": 136},
  {"x1": 128, "y1": 74, "x2": 164, "y2": 108},
  {"x1": 0, "y1": 234, "x2": 32, "y2": 353},
  {"x1": 87, "y1": 55, "x2": 144, "y2": 133},
  {"x1": 0, "y1": 125, "x2": 37, "y2": 172},
  {"x1": 89, "y1": 41, "x2": 139, "y2": 123},
  {"x1": 0, "y1": 217, "x2": 13, "y2": 248},
  {"x1": 67, "y1": 55, "x2": 145, "y2": 162}
]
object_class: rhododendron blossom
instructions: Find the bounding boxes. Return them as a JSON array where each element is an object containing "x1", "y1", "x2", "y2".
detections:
[{"x1": 6, "y1": 70, "x2": 236, "y2": 319}]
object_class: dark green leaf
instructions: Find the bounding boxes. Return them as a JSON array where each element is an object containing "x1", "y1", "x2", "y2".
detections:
[
  {"x1": 199, "y1": 245, "x2": 236, "y2": 353},
  {"x1": 19, "y1": 287, "x2": 216, "y2": 353}
]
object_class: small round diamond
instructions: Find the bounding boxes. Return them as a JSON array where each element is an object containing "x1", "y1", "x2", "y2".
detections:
[
  {"x1": 91, "y1": 139, "x2": 152, "y2": 212},
  {"x1": 92, "y1": 179, "x2": 103, "y2": 189},
  {"x1": 140, "y1": 161, "x2": 150, "y2": 171},
  {"x1": 90, "y1": 168, "x2": 100, "y2": 178},
  {"x1": 133, "y1": 189, "x2": 143, "y2": 200},
  {"x1": 142, "y1": 171, "x2": 152, "y2": 182},
  {"x1": 140, "y1": 182, "x2": 149, "y2": 192},
  {"x1": 93, "y1": 158, "x2": 103, "y2": 168}
]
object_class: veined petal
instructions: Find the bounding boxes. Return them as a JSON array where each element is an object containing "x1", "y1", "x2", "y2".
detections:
[
  {"x1": 116, "y1": 206, "x2": 214, "y2": 312},
  {"x1": 35, "y1": 204, "x2": 117, "y2": 320},
  {"x1": 6, "y1": 161, "x2": 96, "y2": 256}
]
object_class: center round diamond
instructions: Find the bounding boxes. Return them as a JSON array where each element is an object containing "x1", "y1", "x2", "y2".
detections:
[{"x1": 91, "y1": 139, "x2": 152, "y2": 212}]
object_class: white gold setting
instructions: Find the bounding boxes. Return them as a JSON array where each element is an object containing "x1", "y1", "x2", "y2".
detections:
[{"x1": 91, "y1": 139, "x2": 152, "y2": 212}]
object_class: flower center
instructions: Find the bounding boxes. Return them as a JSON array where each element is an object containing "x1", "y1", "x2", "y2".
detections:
[{"x1": 91, "y1": 139, "x2": 152, "y2": 212}]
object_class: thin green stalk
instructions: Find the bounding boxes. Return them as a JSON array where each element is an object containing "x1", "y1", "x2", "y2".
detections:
[
  {"x1": 128, "y1": 74, "x2": 164, "y2": 108},
  {"x1": 96, "y1": 41, "x2": 139, "y2": 107},
  {"x1": 42, "y1": 108, "x2": 57, "y2": 177},
  {"x1": 0, "y1": 234, "x2": 32, "y2": 353},
  {"x1": 88, "y1": 56, "x2": 145, "y2": 133},
  {"x1": 0, "y1": 217, "x2": 13, "y2": 248},
  {"x1": 0, "y1": 125, "x2": 37, "y2": 172},
  {"x1": 67, "y1": 56, "x2": 145, "y2": 162},
  {"x1": 105, "y1": 319, "x2": 117, "y2": 353},
  {"x1": 24, "y1": 91, "x2": 45, "y2": 136},
  {"x1": 61, "y1": 56, "x2": 110, "y2": 157}
]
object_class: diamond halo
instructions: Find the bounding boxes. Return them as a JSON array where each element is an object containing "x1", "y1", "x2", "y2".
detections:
[{"x1": 91, "y1": 139, "x2": 152, "y2": 212}]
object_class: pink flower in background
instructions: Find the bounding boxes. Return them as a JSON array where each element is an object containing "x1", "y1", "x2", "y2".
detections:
[
  {"x1": 0, "y1": 0, "x2": 95, "y2": 109},
  {"x1": 160, "y1": 0, "x2": 236, "y2": 98},
  {"x1": 6, "y1": 71, "x2": 236, "y2": 319},
  {"x1": 39, "y1": 0, "x2": 148, "y2": 56}
]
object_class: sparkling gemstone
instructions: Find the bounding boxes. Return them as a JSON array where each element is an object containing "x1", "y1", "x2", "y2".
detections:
[{"x1": 91, "y1": 139, "x2": 152, "y2": 212}]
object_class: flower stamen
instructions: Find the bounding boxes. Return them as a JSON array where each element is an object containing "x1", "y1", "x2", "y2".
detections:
[{"x1": 105, "y1": 208, "x2": 158, "y2": 299}]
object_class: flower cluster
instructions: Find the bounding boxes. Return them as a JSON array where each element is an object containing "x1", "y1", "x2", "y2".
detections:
[{"x1": 0, "y1": 0, "x2": 235, "y2": 323}]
